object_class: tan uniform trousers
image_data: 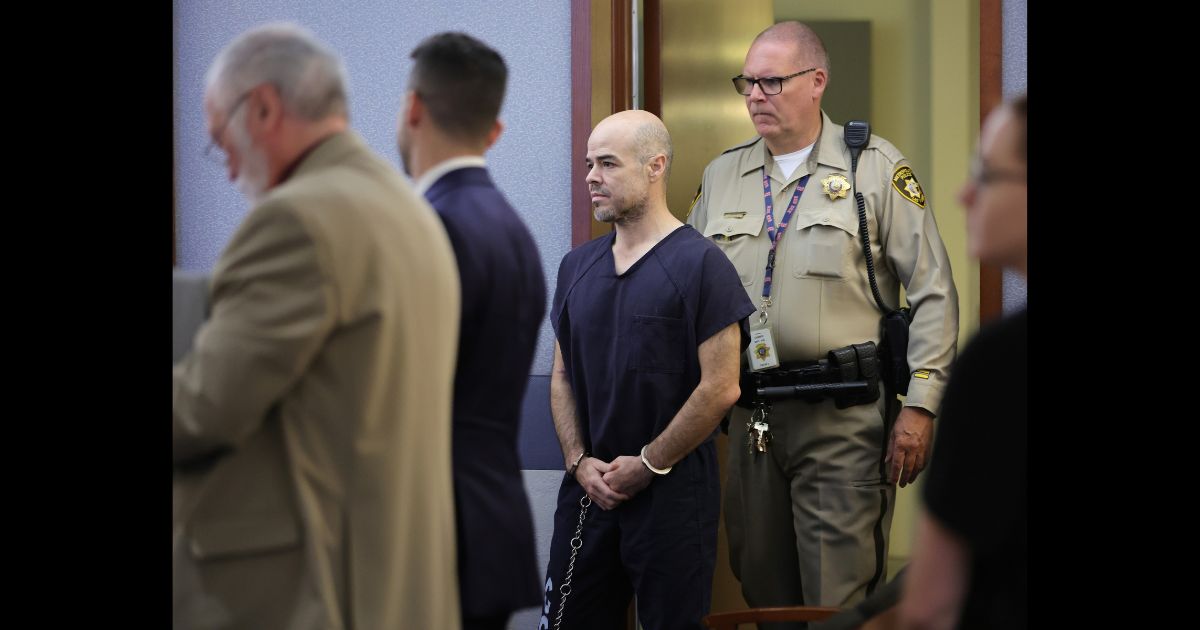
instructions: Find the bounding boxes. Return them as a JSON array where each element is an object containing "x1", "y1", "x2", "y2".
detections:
[{"x1": 724, "y1": 393, "x2": 896, "y2": 622}]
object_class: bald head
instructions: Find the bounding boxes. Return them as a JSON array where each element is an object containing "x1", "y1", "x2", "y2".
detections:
[
  {"x1": 586, "y1": 110, "x2": 675, "y2": 225},
  {"x1": 752, "y1": 21, "x2": 830, "y2": 75},
  {"x1": 593, "y1": 109, "x2": 674, "y2": 182}
]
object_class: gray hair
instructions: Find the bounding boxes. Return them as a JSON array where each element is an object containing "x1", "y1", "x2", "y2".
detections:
[
  {"x1": 753, "y1": 21, "x2": 830, "y2": 76},
  {"x1": 205, "y1": 22, "x2": 349, "y2": 121}
]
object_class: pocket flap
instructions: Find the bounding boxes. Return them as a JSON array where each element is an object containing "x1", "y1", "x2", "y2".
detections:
[
  {"x1": 702, "y1": 213, "x2": 764, "y2": 239},
  {"x1": 792, "y1": 209, "x2": 858, "y2": 236}
]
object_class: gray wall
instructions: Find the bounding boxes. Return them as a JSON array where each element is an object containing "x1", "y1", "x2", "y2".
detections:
[
  {"x1": 1002, "y1": 0, "x2": 1027, "y2": 313},
  {"x1": 174, "y1": 3, "x2": 573, "y2": 627}
]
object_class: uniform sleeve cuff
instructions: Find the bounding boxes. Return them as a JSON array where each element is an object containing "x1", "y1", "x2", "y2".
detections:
[{"x1": 902, "y1": 376, "x2": 946, "y2": 416}]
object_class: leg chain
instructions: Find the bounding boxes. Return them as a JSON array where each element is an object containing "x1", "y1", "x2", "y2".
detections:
[{"x1": 553, "y1": 494, "x2": 592, "y2": 630}]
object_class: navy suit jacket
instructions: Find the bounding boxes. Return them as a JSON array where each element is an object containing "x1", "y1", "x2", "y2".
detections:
[{"x1": 426, "y1": 166, "x2": 546, "y2": 617}]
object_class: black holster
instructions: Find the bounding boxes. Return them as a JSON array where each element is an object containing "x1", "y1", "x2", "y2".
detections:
[
  {"x1": 878, "y1": 308, "x2": 911, "y2": 397},
  {"x1": 736, "y1": 341, "x2": 882, "y2": 410}
]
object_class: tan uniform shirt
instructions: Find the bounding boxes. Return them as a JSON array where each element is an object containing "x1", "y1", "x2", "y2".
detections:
[{"x1": 687, "y1": 111, "x2": 958, "y2": 413}]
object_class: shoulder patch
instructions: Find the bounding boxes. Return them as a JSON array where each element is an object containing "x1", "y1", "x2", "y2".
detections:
[
  {"x1": 891, "y1": 165, "x2": 926, "y2": 208},
  {"x1": 721, "y1": 136, "x2": 762, "y2": 155}
]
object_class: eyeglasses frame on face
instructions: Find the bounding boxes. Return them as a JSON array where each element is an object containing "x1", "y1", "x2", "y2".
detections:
[
  {"x1": 731, "y1": 67, "x2": 817, "y2": 96},
  {"x1": 204, "y1": 90, "x2": 254, "y2": 165}
]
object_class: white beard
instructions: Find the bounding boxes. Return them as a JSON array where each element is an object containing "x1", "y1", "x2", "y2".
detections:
[{"x1": 229, "y1": 116, "x2": 270, "y2": 203}]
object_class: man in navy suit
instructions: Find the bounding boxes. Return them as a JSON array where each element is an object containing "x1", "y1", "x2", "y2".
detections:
[{"x1": 397, "y1": 32, "x2": 546, "y2": 630}]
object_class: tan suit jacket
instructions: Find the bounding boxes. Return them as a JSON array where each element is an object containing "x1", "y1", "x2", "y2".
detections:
[{"x1": 173, "y1": 131, "x2": 462, "y2": 629}]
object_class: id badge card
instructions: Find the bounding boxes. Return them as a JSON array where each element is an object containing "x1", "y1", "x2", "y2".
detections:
[{"x1": 747, "y1": 327, "x2": 780, "y2": 371}]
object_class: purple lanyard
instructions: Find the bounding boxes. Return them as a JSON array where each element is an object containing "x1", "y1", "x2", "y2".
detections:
[{"x1": 761, "y1": 170, "x2": 810, "y2": 304}]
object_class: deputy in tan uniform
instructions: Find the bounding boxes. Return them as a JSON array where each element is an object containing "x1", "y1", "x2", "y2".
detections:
[
  {"x1": 173, "y1": 23, "x2": 462, "y2": 629},
  {"x1": 686, "y1": 21, "x2": 959, "y2": 621}
]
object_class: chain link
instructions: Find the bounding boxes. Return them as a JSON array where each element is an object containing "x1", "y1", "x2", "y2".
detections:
[{"x1": 553, "y1": 494, "x2": 592, "y2": 630}]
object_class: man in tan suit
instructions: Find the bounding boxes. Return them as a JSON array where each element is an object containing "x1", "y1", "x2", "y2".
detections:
[{"x1": 172, "y1": 23, "x2": 462, "y2": 629}]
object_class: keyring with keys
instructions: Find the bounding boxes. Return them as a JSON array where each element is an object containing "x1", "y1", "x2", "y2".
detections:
[{"x1": 747, "y1": 403, "x2": 773, "y2": 454}]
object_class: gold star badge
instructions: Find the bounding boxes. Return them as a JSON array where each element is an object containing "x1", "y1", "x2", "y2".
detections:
[{"x1": 821, "y1": 174, "x2": 850, "y2": 200}]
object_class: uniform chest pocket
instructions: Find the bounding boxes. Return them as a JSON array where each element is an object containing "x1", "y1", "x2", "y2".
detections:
[
  {"x1": 631, "y1": 314, "x2": 685, "y2": 373},
  {"x1": 789, "y1": 210, "x2": 859, "y2": 280},
  {"x1": 702, "y1": 214, "x2": 764, "y2": 286}
]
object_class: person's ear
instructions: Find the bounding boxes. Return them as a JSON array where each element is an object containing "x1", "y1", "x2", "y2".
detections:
[{"x1": 483, "y1": 119, "x2": 504, "y2": 150}]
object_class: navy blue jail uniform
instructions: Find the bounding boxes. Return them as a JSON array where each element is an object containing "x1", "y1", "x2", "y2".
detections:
[{"x1": 540, "y1": 225, "x2": 754, "y2": 630}]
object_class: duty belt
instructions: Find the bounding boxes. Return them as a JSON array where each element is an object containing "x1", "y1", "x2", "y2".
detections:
[{"x1": 737, "y1": 341, "x2": 881, "y2": 410}]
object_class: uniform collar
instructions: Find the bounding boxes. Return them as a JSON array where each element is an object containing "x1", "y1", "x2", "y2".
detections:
[
  {"x1": 737, "y1": 110, "x2": 849, "y2": 178},
  {"x1": 811, "y1": 110, "x2": 849, "y2": 172}
]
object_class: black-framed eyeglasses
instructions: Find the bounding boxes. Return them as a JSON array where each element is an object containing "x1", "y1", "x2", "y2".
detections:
[
  {"x1": 203, "y1": 91, "x2": 253, "y2": 165},
  {"x1": 969, "y1": 157, "x2": 1026, "y2": 186},
  {"x1": 731, "y1": 68, "x2": 816, "y2": 96}
]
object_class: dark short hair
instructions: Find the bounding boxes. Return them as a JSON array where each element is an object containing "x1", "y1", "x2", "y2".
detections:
[{"x1": 410, "y1": 32, "x2": 507, "y2": 141}]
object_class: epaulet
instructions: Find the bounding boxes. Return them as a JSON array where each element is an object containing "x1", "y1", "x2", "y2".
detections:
[{"x1": 721, "y1": 136, "x2": 761, "y2": 155}]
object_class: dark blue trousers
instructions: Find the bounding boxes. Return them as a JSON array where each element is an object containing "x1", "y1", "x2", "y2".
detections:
[{"x1": 538, "y1": 441, "x2": 719, "y2": 630}]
